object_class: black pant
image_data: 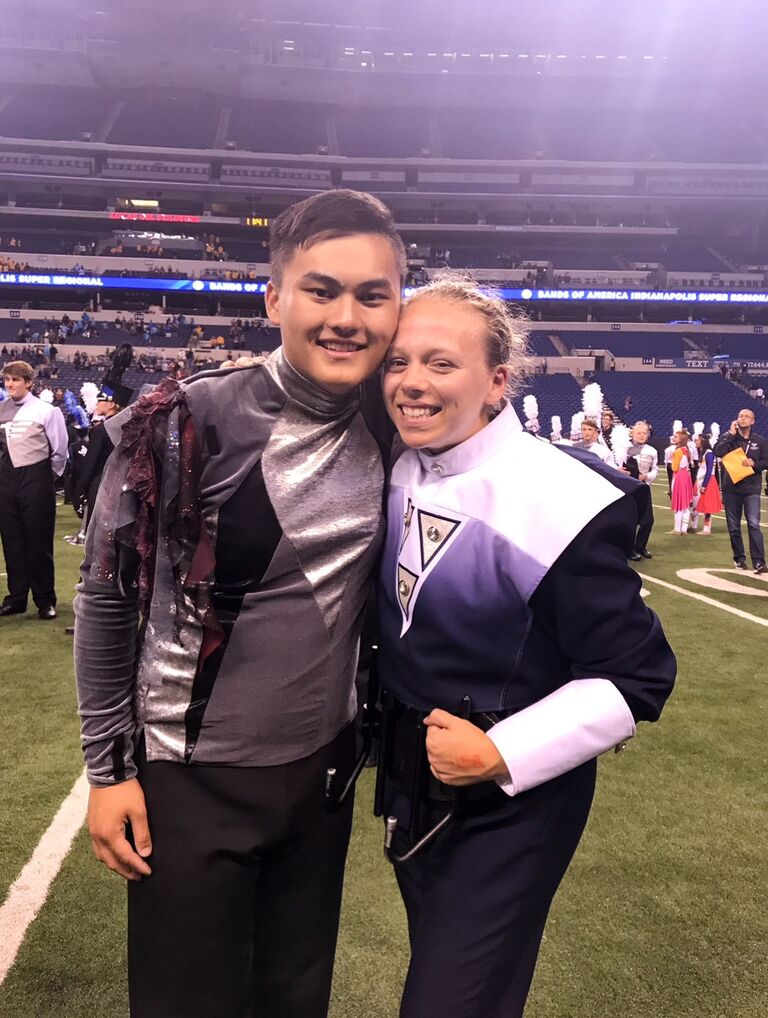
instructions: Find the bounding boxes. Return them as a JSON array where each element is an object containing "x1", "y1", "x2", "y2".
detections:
[
  {"x1": 635, "y1": 493, "x2": 654, "y2": 553},
  {"x1": 128, "y1": 725, "x2": 356, "y2": 1018},
  {"x1": 390, "y1": 760, "x2": 596, "y2": 1018},
  {"x1": 0, "y1": 461, "x2": 56, "y2": 610}
]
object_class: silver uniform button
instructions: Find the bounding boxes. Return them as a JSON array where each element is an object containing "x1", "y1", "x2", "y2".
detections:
[
  {"x1": 426, "y1": 526, "x2": 441, "y2": 542},
  {"x1": 398, "y1": 579, "x2": 410, "y2": 596},
  {"x1": 431, "y1": 463, "x2": 444, "y2": 475}
]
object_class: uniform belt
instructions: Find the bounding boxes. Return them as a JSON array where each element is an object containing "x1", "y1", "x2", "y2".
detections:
[{"x1": 383, "y1": 698, "x2": 509, "y2": 806}]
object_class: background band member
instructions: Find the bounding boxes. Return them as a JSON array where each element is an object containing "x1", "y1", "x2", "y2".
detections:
[
  {"x1": 691, "y1": 433, "x2": 722, "y2": 535},
  {"x1": 73, "y1": 380, "x2": 133, "y2": 533},
  {"x1": 626, "y1": 420, "x2": 658, "y2": 560},
  {"x1": 0, "y1": 359, "x2": 67, "y2": 619},
  {"x1": 670, "y1": 429, "x2": 694, "y2": 535},
  {"x1": 576, "y1": 417, "x2": 617, "y2": 466}
]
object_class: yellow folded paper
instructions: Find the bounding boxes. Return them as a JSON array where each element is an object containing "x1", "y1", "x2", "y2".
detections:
[{"x1": 721, "y1": 446, "x2": 755, "y2": 484}]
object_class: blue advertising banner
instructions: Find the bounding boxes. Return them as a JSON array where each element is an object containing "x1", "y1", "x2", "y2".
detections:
[{"x1": 1, "y1": 272, "x2": 768, "y2": 306}]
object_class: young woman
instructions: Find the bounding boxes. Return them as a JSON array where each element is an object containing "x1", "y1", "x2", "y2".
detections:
[
  {"x1": 692, "y1": 432, "x2": 723, "y2": 534},
  {"x1": 670, "y1": 429, "x2": 694, "y2": 534},
  {"x1": 375, "y1": 276, "x2": 676, "y2": 1018}
]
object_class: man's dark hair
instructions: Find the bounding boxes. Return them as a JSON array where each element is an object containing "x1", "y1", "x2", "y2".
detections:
[{"x1": 269, "y1": 189, "x2": 406, "y2": 285}]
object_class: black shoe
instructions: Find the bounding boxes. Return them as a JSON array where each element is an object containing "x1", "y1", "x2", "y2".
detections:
[
  {"x1": 735, "y1": 560, "x2": 748, "y2": 570},
  {"x1": 755, "y1": 563, "x2": 768, "y2": 575},
  {"x1": 0, "y1": 603, "x2": 26, "y2": 616},
  {"x1": 628, "y1": 552, "x2": 642, "y2": 561},
  {"x1": 37, "y1": 606, "x2": 57, "y2": 620},
  {"x1": 638, "y1": 549, "x2": 653, "y2": 559}
]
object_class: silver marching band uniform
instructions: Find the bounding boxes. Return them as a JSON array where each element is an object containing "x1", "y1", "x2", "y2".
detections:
[{"x1": 0, "y1": 391, "x2": 67, "y2": 613}]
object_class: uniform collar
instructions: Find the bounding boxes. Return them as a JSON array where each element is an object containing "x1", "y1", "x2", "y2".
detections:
[
  {"x1": 12, "y1": 391, "x2": 34, "y2": 406},
  {"x1": 415, "y1": 401, "x2": 523, "y2": 479},
  {"x1": 267, "y1": 347, "x2": 359, "y2": 420}
]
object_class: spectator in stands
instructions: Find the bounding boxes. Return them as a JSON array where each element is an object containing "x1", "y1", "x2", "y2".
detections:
[
  {"x1": 713, "y1": 409, "x2": 768, "y2": 572},
  {"x1": 0, "y1": 360, "x2": 68, "y2": 620}
]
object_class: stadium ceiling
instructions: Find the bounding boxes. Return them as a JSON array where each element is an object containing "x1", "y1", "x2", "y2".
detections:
[{"x1": 0, "y1": 0, "x2": 763, "y2": 68}]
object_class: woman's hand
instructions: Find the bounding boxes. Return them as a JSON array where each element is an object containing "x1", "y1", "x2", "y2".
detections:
[{"x1": 423, "y1": 709, "x2": 509, "y2": 786}]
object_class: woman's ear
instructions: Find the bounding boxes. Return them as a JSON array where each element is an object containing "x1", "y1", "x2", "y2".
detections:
[{"x1": 486, "y1": 363, "x2": 509, "y2": 407}]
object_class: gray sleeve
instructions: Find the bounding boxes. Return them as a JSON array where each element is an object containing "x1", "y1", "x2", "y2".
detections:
[
  {"x1": 46, "y1": 405, "x2": 69, "y2": 477},
  {"x1": 73, "y1": 445, "x2": 142, "y2": 787}
]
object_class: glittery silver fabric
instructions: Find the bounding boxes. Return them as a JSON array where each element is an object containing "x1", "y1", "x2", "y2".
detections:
[
  {"x1": 136, "y1": 406, "x2": 207, "y2": 761},
  {"x1": 75, "y1": 352, "x2": 386, "y2": 781},
  {"x1": 263, "y1": 350, "x2": 383, "y2": 634}
]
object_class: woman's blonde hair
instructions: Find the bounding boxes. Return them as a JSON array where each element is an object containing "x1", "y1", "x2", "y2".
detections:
[{"x1": 404, "y1": 271, "x2": 532, "y2": 399}]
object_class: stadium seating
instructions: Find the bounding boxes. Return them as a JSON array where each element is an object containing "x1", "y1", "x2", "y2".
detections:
[
  {"x1": 227, "y1": 99, "x2": 329, "y2": 155},
  {"x1": 527, "y1": 332, "x2": 562, "y2": 357},
  {"x1": 108, "y1": 93, "x2": 221, "y2": 149},
  {"x1": 592, "y1": 371, "x2": 768, "y2": 435},
  {"x1": 697, "y1": 335, "x2": 768, "y2": 360},
  {"x1": 335, "y1": 107, "x2": 429, "y2": 158},
  {"x1": 555, "y1": 332, "x2": 687, "y2": 358},
  {"x1": 513, "y1": 374, "x2": 583, "y2": 432},
  {"x1": 0, "y1": 87, "x2": 113, "y2": 142}
]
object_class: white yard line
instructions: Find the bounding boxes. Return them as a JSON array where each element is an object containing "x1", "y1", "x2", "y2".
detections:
[
  {"x1": 0, "y1": 771, "x2": 88, "y2": 985},
  {"x1": 638, "y1": 572, "x2": 768, "y2": 628}
]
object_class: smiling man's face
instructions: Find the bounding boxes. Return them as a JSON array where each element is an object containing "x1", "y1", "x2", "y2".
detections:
[{"x1": 265, "y1": 234, "x2": 402, "y2": 394}]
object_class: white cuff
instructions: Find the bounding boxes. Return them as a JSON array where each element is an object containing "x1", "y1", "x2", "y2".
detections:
[{"x1": 486, "y1": 679, "x2": 636, "y2": 797}]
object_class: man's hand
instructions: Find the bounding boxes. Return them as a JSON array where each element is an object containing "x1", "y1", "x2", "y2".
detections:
[
  {"x1": 87, "y1": 778, "x2": 153, "y2": 881},
  {"x1": 423, "y1": 709, "x2": 509, "y2": 786},
  {"x1": 729, "y1": 420, "x2": 739, "y2": 435},
  {"x1": 743, "y1": 458, "x2": 755, "y2": 468}
]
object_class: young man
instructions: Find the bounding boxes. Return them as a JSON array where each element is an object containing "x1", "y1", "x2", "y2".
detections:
[
  {"x1": 713, "y1": 408, "x2": 768, "y2": 573},
  {"x1": 577, "y1": 417, "x2": 616, "y2": 466},
  {"x1": 0, "y1": 360, "x2": 68, "y2": 619},
  {"x1": 74, "y1": 189, "x2": 405, "y2": 1018}
]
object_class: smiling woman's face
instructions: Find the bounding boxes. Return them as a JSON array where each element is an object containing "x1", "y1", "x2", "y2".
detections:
[{"x1": 382, "y1": 297, "x2": 508, "y2": 454}]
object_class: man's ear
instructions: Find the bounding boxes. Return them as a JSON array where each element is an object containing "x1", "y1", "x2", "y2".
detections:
[{"x1": 265, "y1": 280, "x2": 280, "y2": 326}]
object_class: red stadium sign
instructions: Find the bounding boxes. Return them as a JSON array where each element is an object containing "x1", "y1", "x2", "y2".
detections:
[{"x1": 109, "y1": 212, "x2": 201, "y2": 224}]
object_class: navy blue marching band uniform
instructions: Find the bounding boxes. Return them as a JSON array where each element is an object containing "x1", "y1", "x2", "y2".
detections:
[{"x1": 376, "y1": 403, "x2": 676, "y2": 1017}]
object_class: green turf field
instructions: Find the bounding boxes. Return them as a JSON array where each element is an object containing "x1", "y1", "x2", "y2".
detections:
[{"x1": 1, "y1": 487, "x2": 767, "y2": 1017}]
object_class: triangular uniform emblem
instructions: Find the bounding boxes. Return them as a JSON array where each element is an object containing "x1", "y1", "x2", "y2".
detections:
[
  {"x1": 397, "y1": 564, "x2": 418, "y2": 618},
  {"x1": 418, "y1": 510, "x2": 461, "y2": 570}
]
